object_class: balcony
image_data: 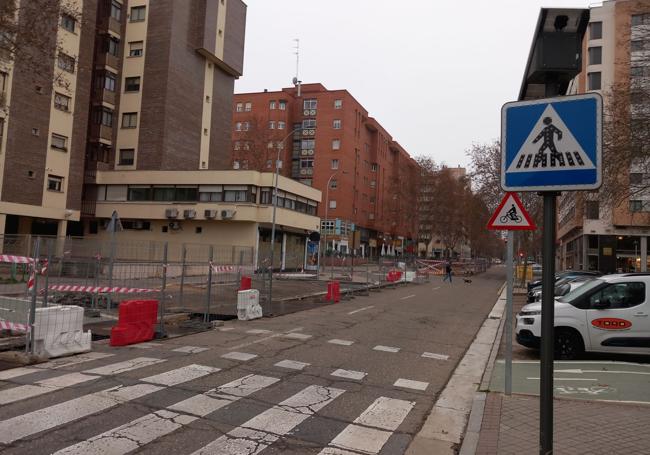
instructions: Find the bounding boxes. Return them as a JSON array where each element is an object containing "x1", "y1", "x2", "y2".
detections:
[
  {"x1": 108, "y1": 17, "x2": 121, "y2": 35},
  {"x1": 92, "y1": 88, "x2": 116, "y2": 106},
  {"x1": 89, "y1": 124, "x2": 113, "y2": 142},
  {"x1": 95, "y1": 52, "x2": 120, "y2": 70}
]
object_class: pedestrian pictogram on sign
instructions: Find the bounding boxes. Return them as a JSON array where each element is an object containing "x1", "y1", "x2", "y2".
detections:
[
  {"x1": 487, "y1": 192, "x2": 536, "y2": 231},
  {"x1": 501, "y1": 93, "x2": 602, "y2": 192}
]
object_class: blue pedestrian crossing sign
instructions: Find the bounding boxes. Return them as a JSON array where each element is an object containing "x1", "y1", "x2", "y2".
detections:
[{"x1": 501, "y1": 93, "x2": 602, "y2": 192}]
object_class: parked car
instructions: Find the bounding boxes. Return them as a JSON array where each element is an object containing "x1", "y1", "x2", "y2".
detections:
[
  {"x1": 516, "y1": 273, "x2": 650, "y2": 360},
  {"x1": 527, "y1": 270, "x2": 602, "y2": 302},
  {"x1": 529, "y1": 275, "x2": 596, "y2": 302}
]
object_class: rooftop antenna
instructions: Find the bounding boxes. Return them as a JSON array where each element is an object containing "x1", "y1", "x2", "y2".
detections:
[{"x1": 292, "y1": 38, "x2": 301, "y2": 97}]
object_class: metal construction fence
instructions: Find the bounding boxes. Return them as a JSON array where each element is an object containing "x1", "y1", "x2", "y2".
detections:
[{"x1": 0, "y1": 235, "x2": 254, "y2": 354}]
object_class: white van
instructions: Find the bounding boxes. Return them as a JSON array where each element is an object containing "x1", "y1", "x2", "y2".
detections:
[{"x1": 516, "y1": 274, "x2": 650, "y2": 359}]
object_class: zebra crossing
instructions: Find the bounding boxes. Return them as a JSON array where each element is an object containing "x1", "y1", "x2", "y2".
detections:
[
  {"x1": 0, "y1": 354, "x2": 425, "y2": 454},
  {"x1": 513, "y1": 150, "x2": 586, "y2": 170}
]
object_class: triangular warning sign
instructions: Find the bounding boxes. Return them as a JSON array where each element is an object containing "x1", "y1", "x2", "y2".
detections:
[
  {"x1": 487, "y1": 193, "x2": 536, "y2": 231},
  {"x1": 506, "y1": 104, "x2": 596, "y2": 173}
]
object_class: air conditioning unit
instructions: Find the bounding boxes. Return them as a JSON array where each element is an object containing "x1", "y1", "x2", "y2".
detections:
[
  {"x1": 165, "y1": 208, "x2": 179, "y2": 218},
  {"x1": 306, "y1": 168, "x2": 314, "y2": 175},
  {"x1": 309, "y1": 129, "x2": 316, "y2": 136},
  {"x1": 301, "y1": 150, "x2": 309, "y2": 156},
  {"x1": 168, "y1": 221, "x2": 181, "y2": 230},
  {"x1": 303, "y1": 109, "x2": 310, "y2": 116},
  {"x1": 308, "y1": 149, "x2": 315, "y2": 155},
  {"x1": 221, "y1": 209, "x2": 236, "y2": 220},
  {"x1": 184, "y1": 209, "x2": 196, "y2": 219},
  {"x1": 309, "y1": 109, "x2": 316, "y2": 116},
  {"x1": 204, "y1": 209, "x2": 218, "y2": 219},
  {"x1": 300, "y1": 168, "x2": 307, "y2": 175},
  {"x1": 302, "y1": 129, "x2": 310, "y2": 136}
]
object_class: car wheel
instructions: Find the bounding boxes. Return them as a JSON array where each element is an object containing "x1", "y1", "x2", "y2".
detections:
[{"x1": 554, "y1": 328, "x2": 584, "y2": 360}]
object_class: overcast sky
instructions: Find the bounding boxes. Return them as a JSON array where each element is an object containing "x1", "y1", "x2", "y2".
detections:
[{"x1": 234, "y1": 0, "x2": 592, "y2": 168}]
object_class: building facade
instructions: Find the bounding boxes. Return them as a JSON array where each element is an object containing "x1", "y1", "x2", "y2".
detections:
[
  {"x1": 557, "y1": 0, "x2": 650, "y2": 273},
  {"x1": 232, "y1": 83, "x2": 419, "y2": 258},
  {"x1": 0, "y1": 1, "x2": 322, "y2": 270}
]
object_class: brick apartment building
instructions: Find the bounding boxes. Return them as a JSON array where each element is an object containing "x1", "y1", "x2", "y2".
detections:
[
  {"x1": 0, "y1": 1, "x2": 322, "y2": 269},
  {"x1": 545, "y1": 0, "x2": 650, "y2": 273},
  {"x1": 232, "y1": 83, "x2": 419, "y2": 258}
]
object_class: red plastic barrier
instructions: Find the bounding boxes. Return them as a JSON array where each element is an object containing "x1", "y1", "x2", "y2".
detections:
[
  {"x1": 386, "y1": 270, "x2": 403, "y2": 282},
  {"x1": 326, "y1": 281, "x2": 340, "y2": 303},
  {"x1": 240, "y1": 275, "x2": 252, "y2": 291},
  {"x1": 110, "y1": 300, "x2": 159, "y2": 346}
]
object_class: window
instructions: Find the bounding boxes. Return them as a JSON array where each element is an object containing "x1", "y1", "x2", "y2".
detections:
[
  {"x1": 104, "y1": 71, "x2": 116, "y2": 91},
  {"x1": 632, "y1": 14, "x2": 650, "y2": 26},
  {"x1": 303, "y1": 98, "x2": 317, "y2": 110},
  {"x1": 329, "y1": 200, "x2": 337, "y2": 209},
  {"x1": 51, "y1": 133, "x2": 67, "y2": 151},
  {"x1": 371, "y1": 163, "x2": 378, "y2": 172},
  {"x1": 330, "y1": 179, "x2": 338, "y2": 189},
  {"x1": 278, "y1": 121, "x2": 285, "y2": 130},
  {"x1": 61, "y1": 14, "x2": 75, "y2": 33},
  {"x1": 125, "y1": 76, "x2": 140, "y2": 92},
  {"x1": 278, "y1": 100, "x2": 287, "y2": 110},
  {"x1": 233, "y1": 160, "x2": 240, "y2": 169},
  {"x1": 331, "y1": 159, "x2": 339, "y2": 170},
  {"x1": 95, "y1": 107, "x2": 113, "y2": 127},
  {"x1": 199, "y1": 185, "x2": 223, "y2": 202},
  {"x1": 302, "y1": 118, "x2": 316, "y2": 129},
  {"x1": 302, "y1": 139, "x2": 315, "y2": 149},
  {"x1": 243, "y1": 121, "x2": 250, "y2": 131},
  {"x1": 118, "y1": 149, "x2": 135, "y2": 165},
  {"x1": 129, "y1": 41, "x2": 143, "y2": 57},
  {"x1": 589, "y1": 22, "x2": 602, "y2": 40},
  {"x1": 587, "y1": 72, "x2": 601, "y2": 91},
  {"x1": 110, "y1": 0, "x2": 122, "y2": 20},
  {"x1": 107, "y1": 37, "x2": 119, "y2": 57},
  {"x1": 244, "y1": 102, "x2": 252, "y2": 112},
  {"x1": 332, "y1": 139, "x2": 341, "y2": 150},
  {"x1": 223, "y1": 185, "x2": 250, "y2": 202},
  {"x1": 0, "y1": 71, "x2": 7, "y2": 93},
  {"x1": 630, "y1": 173, "x2": 643, "y2": 185},
  {"x1": 588, "y1": 47, "x2": 602, "y2": 65},
  {"x1": 47, "y1": 175, "x2": 63, "y2": 192},
  {"x1": 54, "y1": 93, "x2": 71, "y2": 111},
  {"x1": 333, "y1": 119, "x2": 341, "y2": 129},
  {"x1": 58, "y1": 53, "x2": 75, "y2": 73},
  {"x1": 235, "y1": 122, "x2": 242, "y2": 131},
  {"x1": 236, "y1": 102, "x2": 243, "y2": 112},
  {"x1": 269, "y1": 101, "x2": 276, "y2": 110},
  {"x1": 122, "y1": 112, "x2": 137, "y2": 128},
  {"x1": 300, "y1": 158, "x2": 314, "y2": 168},
  {"x1": 130, "y1": 6, "x2": 146, "y2": 22},
  {"x1": 234, "y1": 141, "x2": 241, "y2": 150},
  {"x1": 585, "y1": 201, "x2": 599, "y2": 219},
  {"x1": 589, "y1": 282, "x2": 645, "y2": 309},
  {"x1": 334, "y1": 99, "x2": 342, "y2": 109},
  {"x1": 127, "y1": 186, "x2": 151, "y2": 201},
  {"x1": 631, "y1": 40, "x2": 645, "y2": 52},
  {"x1": 268, "y1": 121, "x2": 275, "y2": 129},
  {"x1": 630, "y1": 200, "x2": 644, "y2": 212}
]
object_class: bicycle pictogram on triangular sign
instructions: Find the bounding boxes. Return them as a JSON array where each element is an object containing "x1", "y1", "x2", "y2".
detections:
[{"x1": 487, "y1": 192, "x2": 536, "y2": 231}]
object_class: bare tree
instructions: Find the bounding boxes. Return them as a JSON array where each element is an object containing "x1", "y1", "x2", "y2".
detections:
[{"x1": 233, "y1": 117, "x2": 281, "y2": 172}]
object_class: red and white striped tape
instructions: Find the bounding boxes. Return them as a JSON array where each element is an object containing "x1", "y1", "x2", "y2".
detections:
[
  {"x1": 211, "y1": 265, "x2": 238, "y2": 273},
  {"x1": 0, "y1": 254, "x2": 34, "y2": 264},
  {"x1": 48, "y1": 285, "x2": 158, "y2": 293},
  {"x1": 0, "y1": 320, "x2": 28, "y2": 332}
]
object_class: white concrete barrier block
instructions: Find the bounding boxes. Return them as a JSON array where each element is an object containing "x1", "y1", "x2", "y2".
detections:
[
  {"x1": 404, "y1": 271, "x2": 416, "y2": 282},
  {"x1": 237, "y1": 290, "x2": 262, "y2": 321},
  {"x1": 33, "y1": 305, "x2": 91, "y2": 358}
]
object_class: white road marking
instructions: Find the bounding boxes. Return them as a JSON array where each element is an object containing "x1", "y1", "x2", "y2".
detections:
[
  {"x1": 229, "y1": 333, "x2": 283, "y2": 351},
  {"x1": 286, "y1": 327, "x2": 305, "y2": 333},
  {"x1": 0, "y1": 367, "x2": 41, "y2": 381},
  {"x1": 221, "y1": 351, "x2": 258, "y2": 362},
  {"x1": 0, "y1": 383, "x2": 164, "y2": 444},
  {"x1": 422, "y1": 352, "x2": 449, "y2": 361},
  {"x1": 172, "y1": 346, "x2": 210, "y2": 354},
  {"x1": 190, "y1": 385, "x2": 345, "y2": 455},
  {"x1": 85, "y1": 357, "x2": 165, "y2": 376},
  {"x1": 347, "y1": 306, "x2": 374, "y2": 315},
  {"x1": 54, "y1": 375, "x2": 281, "y2": 455},
  {"x1": 433, "y1": 286, "x2": 441, "y2": 290},
  {"x1": 394, "y1": 378, "x2": 429, "y2": 391},
  {"x1": 143, "y1": 364, "x2": 220, "y2": 386},
  {"x1": 283, "y1": 332, "x2": 312, "y2": 340},
  {"x1": 555, "y1": 369, "x2": 650, "y2": 376},
  {"x1": 400, "y1": 294, "x2": 416, "y2": 300},
  {"x1": 320, "y1": 397, "x2": 415, "y2": 454},
  {"x1": 219, "y1": 327, "x2": 235, "y2": 331},
  {"x1": 0, "y1": 372, "x2": 98, "y2": 405},
  {"x1": 331, "y1": 369, "x2": 367, "y2": 381},
  {"x1": 527, "y1": 377, "x2": 598, "y2": 381},
  {"x1": 274, "y1": 360, "x2": 310, "y2": 370},
  {"x1": 328, "y1": 339, "x2": 355, "y2": 346},
  {"x1": 373, "y1": 345, "x2": 400, "y2": 353},
  {"x1": 246, "y1": 329, "x2": 273, "y2": 335},
  {"x1": 131, "y1": 342, "x2": 164, "y2": 349}
]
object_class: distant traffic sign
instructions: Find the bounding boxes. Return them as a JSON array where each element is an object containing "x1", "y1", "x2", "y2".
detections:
[
  {"x1": 487, "y1": 192, "x2": 536, "y2": 231},
  {"x1": 501, "y1": 93, "x2": 602, "y2": 192}
]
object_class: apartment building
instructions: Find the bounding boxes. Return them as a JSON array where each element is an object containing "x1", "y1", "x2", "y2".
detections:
[
  {"x1": 232, "y1": 83, "x2": 419, "y2": 258},
  {"x1": 1, "y1": 1, "x2": 322, "y2": 269},
  {"x1": 555, "y1": 0, "x2": 650, "y2": 273}
]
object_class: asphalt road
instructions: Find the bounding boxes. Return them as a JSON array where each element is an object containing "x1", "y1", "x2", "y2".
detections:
[{"x1": 0, "y1": 267, "x2": 504, "y2": 455}]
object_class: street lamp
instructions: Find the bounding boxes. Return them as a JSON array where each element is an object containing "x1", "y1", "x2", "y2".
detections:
[
  {"x1": 268, "y1": 127, "x2": 302, "y2": 311},
  {"x1": 322, "y1": 170, "x2": 348, "y2": 273}
]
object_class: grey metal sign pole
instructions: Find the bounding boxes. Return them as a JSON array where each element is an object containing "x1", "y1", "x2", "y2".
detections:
[
  {"x1": 540, "y1": 193, "x2": 557, "y2": 454},
  {"x1": 505, "y1": 230, "x2": 514, "y2": 395}
]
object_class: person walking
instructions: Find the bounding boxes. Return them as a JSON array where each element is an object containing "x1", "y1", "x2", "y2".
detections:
[{"x1": 442, "y1": 260, "x2": 453, "y2": 283}]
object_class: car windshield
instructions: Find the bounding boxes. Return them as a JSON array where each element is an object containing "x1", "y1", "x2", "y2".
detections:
[{"x1": 557, "y1": 278, "x2": 604, "y2": 304}]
